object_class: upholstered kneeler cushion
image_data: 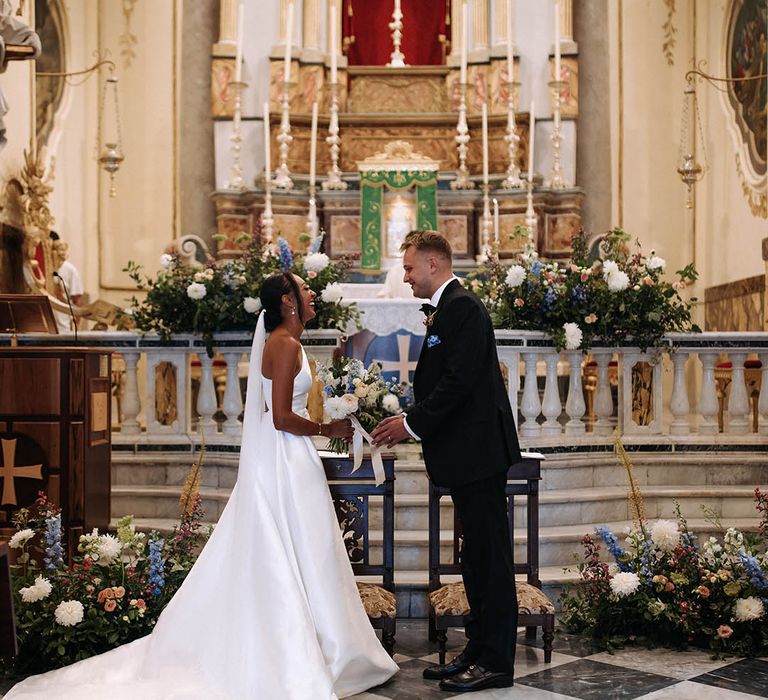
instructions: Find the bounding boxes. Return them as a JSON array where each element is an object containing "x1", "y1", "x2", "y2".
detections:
[
  {"x1": 356, "y1": 582, "x2": 397, "y2": 619},
  {"x1": 429, "y1": 581, "x2": 555, "y2": 616}
]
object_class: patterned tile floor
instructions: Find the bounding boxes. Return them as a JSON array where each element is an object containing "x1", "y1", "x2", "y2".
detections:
[{"x1": 352, "y1": 621, "x2": 768, "y2": 700}]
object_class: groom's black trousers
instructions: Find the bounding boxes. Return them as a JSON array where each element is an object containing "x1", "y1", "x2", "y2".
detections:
[{"x1": 450, "y1": 470, "x2": 518, "y2": 674}]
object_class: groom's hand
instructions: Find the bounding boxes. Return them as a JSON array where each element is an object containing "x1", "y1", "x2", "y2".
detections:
[{"x1": 371, "y1": 415, "x2": 409, "y2": 448}]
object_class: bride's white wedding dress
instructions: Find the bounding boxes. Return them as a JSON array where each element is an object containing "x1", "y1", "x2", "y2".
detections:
[{"x1": 6, "y1": 314, "x2": 398, "y2": 700}]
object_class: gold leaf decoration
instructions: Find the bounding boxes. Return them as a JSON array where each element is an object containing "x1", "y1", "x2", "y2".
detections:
[{"x1": 736, "y1": 154, "x2": 768, "y2": 218}]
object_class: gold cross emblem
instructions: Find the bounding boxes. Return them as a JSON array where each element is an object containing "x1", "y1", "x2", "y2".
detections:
[{"x1": 0, "y1": 438, "x2": 43, "y2": 506}]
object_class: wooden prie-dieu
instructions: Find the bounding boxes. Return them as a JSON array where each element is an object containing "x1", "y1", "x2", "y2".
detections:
[{"x1": 0, "y1": 348, "x2": 112, "y2": 555}]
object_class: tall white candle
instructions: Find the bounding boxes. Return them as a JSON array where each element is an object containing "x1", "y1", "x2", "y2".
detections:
[
  {"x1": 505, "y1": 0, "x2": 513, "y2": 84},
  {"x1": 309, "y1": 101, "x2": 318, "y2": 187},
  {"x1": 395, "y1": 0, "x2": 401, "y2": 12},
  {"x1": 284, "y1": 1, "x2": 294, "y2": 84},
  {"x1": 481, "y1": 102, "x2": 489, "y2": 185},
  {"x1": 235, "y1": 3, "x2": 244, "y2": 82},
  {"x1": 460, "y1": 1, "x2": 468, "y2": 85},
  {"x1": 528, "y1": 100, "x2": 535, "y2": 181},
  {"x1": 554, "y1": 0, "x2": 561, "y2": 83},
  {"x1": 329, "y1": 0, "x2": 338, "y2": 83},
  {"x1": 263, "y1": 102, "x2": 272, "y2": 182},
  {"x1": 493, "y1": 198, "x2": 500, "y2": 243}
]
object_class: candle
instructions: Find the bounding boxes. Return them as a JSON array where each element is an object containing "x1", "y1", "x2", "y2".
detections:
[
  {"x1": 394, "y1": 0, "x2": 401, "y2": 13},
  {"x1": 234, "y1": 3, "x2": 244, "y2": 83},
  {"x1": 481, "y1": 102, "x2": 489, "y2": 186},
  {"x1": 527, "y1": 100, "x2": 535, "y2": 182},
  {"x1": 309, "y1": 101, "x2": 318, "y2": 187},
  {"x1": 554, "y1": 0, "x2": 561, "y2": 84},
  {"x1": 506, "y1": 0, "x2": 513, "y2": 85},
  {"x1": 460, "y1": 1, "x2": 468, "y2": 85},
  {"x1": 284, "y1": 1, "x2": 294, "y2": 84},
  {"x1": 493, "y1": 198, "x2": 499, "y2": 243},
  {"x1": 329, "y1": 0, "x2": 338, "y2": 83},
  {"x1": 263, "y1": 101, "x2": 271, "y2": 182}
]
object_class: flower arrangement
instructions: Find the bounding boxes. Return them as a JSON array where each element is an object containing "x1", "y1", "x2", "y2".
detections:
[
  {"x1": 5, "y1": 460, "x2": 211, "y2": 675},
  {"x1": 316, "y1": 356, "x2": 405, "y2": 453},
  {"x1": 123, "y1": 230, "x2": 359, "y2": 356},
  {"x1": 560, "y1": 490, "x2": 768, "y2": 657},
  {"x1": 469, "y1": 227, "x2": 699, "y2": 351}
]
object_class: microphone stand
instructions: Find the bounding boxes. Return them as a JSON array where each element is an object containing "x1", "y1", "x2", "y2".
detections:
[{"x1": 53, "y1": 271, "x2": 79, "y2": 343}]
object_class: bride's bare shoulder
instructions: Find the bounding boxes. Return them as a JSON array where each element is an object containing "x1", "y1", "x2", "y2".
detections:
[{"x1": 262, "y1": 330, "x2": 301, "y2": 377}]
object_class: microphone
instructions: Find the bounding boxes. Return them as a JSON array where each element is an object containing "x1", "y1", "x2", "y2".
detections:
[{"x1": 53, "y1": 271, "x2": 79, "y2": 343}]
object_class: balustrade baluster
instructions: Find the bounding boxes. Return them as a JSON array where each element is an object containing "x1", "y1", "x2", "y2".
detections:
[
  {"x1": 698, "y1": 352, "x2": 719, "y2": 435},
  {"x1": 121, "y1": 350, "x2": 142, "y2": 435},
  {"x1": 520, "y1": 352, "x2": 541, "y2": 437},
  {"x1": 565, "y1": 352, "x2": 586, "y2": 435},
  {"x1": 196, "y1": 352, "x2": 219, "y2": 434},
  {"x1": 594, "y1": 352, "x2": 614, "y2": 436},
  {"x1": 669, "y1": 351, "x2": 691, "y2": 435},
  {"x1": 541, "y1": 352, "x2": 562, "y2": 436},
  {"x1": 727, "y1": 352, "x2": 750, "y2": 434},
  {"x1": 759, "y1": 352, "x2": 768, "y2": 436},
  {"x1": 499, "y1": 351, "x2": 521, "y2": 428},
  {"x1": 222, "y1": 351, "x2": 244, "y2": 435}
]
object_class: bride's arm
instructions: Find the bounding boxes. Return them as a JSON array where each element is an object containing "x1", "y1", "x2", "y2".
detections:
[{"x1": 269, "y1": 336, "x2": 353, "y2": 440}]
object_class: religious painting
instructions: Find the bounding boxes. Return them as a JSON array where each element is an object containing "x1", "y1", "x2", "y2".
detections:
[
  {"x1": 437, "y1": 215, "x2": 469, "y2": 256},
  {"x1": 550, "y1": 55, "x2": 579, "y2": 118},
  {"x1": 544, "y1": 213, "x2": 581, "y2": 258},
  {"x1": 272, "y1": 215, "x2": 307, "y2": 252},
  {"x1": 34, "y1": 0, "x2": 66, "y2": 149},
  {"x1": 496, "y1": 213, "x2": 528, "y2": 255},
  {"x1": 211, "y1": 58, "x2": 236, "y2": 117},
  {"x1": 330, "y1": 215, "x2": 362, "y2": 256},
  {"x1": 383, "y1": 191, "x2": 416, "y2": 259}
]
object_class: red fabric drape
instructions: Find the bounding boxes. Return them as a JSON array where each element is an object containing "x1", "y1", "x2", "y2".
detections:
[{"x1": 342, "y1": 0, "x2": 449, "y2": 66}]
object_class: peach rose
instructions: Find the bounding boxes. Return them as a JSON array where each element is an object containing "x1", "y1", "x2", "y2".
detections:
[
  {"x1": 717, "y1": 625, "x2": 733, "y2": 639},
  {"x1": 514, "y1": 298, "x2": 525, "y2": 307},
  {"x1": 114, "y1": 586, "x2": 126, "y2": 599},
  {"x1": 104, "y1": 599, "x2": 117, "y2": 612}
]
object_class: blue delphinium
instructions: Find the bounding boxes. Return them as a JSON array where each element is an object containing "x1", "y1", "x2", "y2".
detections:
[
  {"x1": 309, "y1": 231, "x2": 325, "y2": 254},
  {"x1": 571, "y1": 285, "x2": 587, "y2": 304},
  {"x1": 43, "y1": 513, "x2": 64, "y2": 571},
  {"x1": 595, "y1": 526, "x2": 630, "y2": 572},
  {"x1": 148, "y1": 538, "x2": 166, "y2": 597},
  {"x1": 530, "y1": 260, "x2": 543, "y2": 277},
  {"x1": 277, "y1": 237, "x2": 293, "y2": 271},
  {"x1": 542, "y1": 287, "x2": 557, "y2": 311},
  {"x1": 638, "y1": 537, "x2": 655, "y2": 584},
  {"x1": 739, "y1": 550, "x2": 768, "y2": 591}
]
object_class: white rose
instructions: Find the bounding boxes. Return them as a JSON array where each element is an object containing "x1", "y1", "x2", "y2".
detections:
[
  {"x1": 54, "y1": 600, "x2": 84, "y2": 626},
  {"x1": 650, "y1": 519, "x2": 680, "y2": 553},
  {"x1": 193, "y1": 271, "x2": 206, "y2": 282},
  {"x1": 602, "y1": 260, "x2": 619, "y2": 278},
  {"x1": 324, "y1": 396, "x2": 350, "y2": 420},
  {"x1": 505, "y1": 264, "x2": 527, "y2": 288},
  {"x1": 304, "y1": 252, "x2": 330, "y2": 273},
  {"x1": 354, "y1": 384, "x2": 370, "y2": 399},
  {"x1": 734, "y1": 596, "x2": 765, "y2": 622},
  {"x1": 647, "y1": 255, "x2": 666, "y2": 271},
  {"x1": 186, "y1": 282, "x2": 207, "y2": 300},
  {"x1": 563, "y1": 322, "x2": 583, "y2": 350},
  {"x1": 321, "y1": 283, "x2": 344, "y2": 304},
  {"x1": 9, "y1": 528, "x2": 35, "y2": 549},
  {"x1": 606, "y1": 270, "x2": 630, "y2": 292},
  {"x1": 341, "y1": 393, "x2": 359, "y2": 414},
  {"x1": 20, "y1": 575, "x2": 52, "y2": 603},
  {"x1": 382, "y1": 393, "x2": 401, "y2": 414},
  {"x1": 159, "y1": 253, "x2": 173, "y2": 269},
  {"x1": 609, "y1": 571, "x2": 641, "y2": 597},
  {"x1": 96, "y1": 534, "x2": 122, "y2": 565},
  {"x1": 243, "y1": 297, "x2": 262, "y2": 314}
]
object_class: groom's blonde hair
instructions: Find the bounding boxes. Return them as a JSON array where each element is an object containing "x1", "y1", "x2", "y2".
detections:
[{"x1": 400, "y1": 230, "x2": 453, "y2": 261}]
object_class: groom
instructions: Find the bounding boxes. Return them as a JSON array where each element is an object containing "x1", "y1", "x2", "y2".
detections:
[{"x1": 371, "y1": 230, "x2": 521, "y2": 692}]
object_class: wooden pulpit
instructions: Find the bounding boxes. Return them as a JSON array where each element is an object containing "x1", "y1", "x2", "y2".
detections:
[{"x1": 0, "y1": 348, "x2": 112, "y2": 555}]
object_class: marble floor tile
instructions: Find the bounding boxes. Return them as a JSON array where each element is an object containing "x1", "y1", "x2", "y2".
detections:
[
  {"x1": 635, "y1": 679, "x2": 766, "y2": 699},
  {"x1": 691, "y1": 658, "x2": 768, "y2": 698},
  {"x1": 517, "y1": 631, "x2": 604, "y2": 659},
  {"x1": 516, "y1": 658, "x2": 678, "y2": 700},
  {"x1": 590, "y1": 645, "x2": 735, "y2": 680}
]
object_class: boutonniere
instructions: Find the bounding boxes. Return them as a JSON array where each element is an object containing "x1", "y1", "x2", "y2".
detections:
[
  {"x1": 423, "y1": 312, "x2": 435, "y2": 329},
  {"x1": 427, "y1": 334, "x2": 441, "y2": 348}
]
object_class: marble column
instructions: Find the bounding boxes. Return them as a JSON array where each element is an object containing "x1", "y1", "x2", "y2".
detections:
[
  {"x1": 214, "y1": 0, "x2": 237, "y2": 55},
  {"x1": 303, "y1": 0, "x2": 323, "y2": 62},
  {"x1": 560, "y1": 0, "x2": 574, "y2": 43},
  {"x1": 490, "y1": 0, "x2": 511, "y2": 57},
  {"x1": 470, "y1": 0, "x2": 490, "y2": 62},
  {"x1": 448, "y1": 0, "x2": 465, "y2": 63}
]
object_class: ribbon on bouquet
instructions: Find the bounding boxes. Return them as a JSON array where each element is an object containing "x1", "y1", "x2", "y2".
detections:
[{"x1": 349, "y1": 415, "x2": 385, "y2": 486}]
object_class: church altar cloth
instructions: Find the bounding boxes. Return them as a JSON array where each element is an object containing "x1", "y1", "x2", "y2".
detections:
[{"x1": 348, "y1": 298, "x2": 427, "y2": 337}]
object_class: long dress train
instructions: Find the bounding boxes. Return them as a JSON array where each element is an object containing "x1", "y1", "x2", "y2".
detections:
[{"x1": 6, "y1": 315, "x2": 398, "y2": 699}]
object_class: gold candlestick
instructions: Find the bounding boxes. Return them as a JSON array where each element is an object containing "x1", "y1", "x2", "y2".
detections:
[{"x1": 451, "y1": 82, "x2": 473, "y2": 190}]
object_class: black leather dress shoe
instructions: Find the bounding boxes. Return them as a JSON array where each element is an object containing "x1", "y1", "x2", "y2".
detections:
[
  {"x1": 438, "y1": 664, "x2": 515, "y2": 692},
  {"x1": 422, "y1": 651, "x2": 475, "y2": 680}
]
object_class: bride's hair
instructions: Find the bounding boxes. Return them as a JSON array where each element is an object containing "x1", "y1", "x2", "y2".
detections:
[{"x1": 260, "y1": 271, "x2": 304, "y2": 331}]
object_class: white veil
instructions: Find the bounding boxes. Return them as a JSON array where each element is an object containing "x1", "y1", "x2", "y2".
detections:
[{"x1": 239, "y1": 311, "x2": 267, "y2": 470}]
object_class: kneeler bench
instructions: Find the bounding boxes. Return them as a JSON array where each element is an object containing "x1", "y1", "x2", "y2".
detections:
[
  {"x1": 428, "y1": 454, "x2": 555, "y2": 664},
  {"x1": 322, "y1": 454, "x2": 396, "y2": 655}
]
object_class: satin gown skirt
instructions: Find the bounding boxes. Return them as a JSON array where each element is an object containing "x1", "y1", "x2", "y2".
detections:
[{"x1": 6, "y1": 354, "x2": 398, "y2": 700}]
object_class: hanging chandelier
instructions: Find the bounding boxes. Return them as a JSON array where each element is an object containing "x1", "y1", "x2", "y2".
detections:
[
  {"x1": 97, "y1": 74, "x2": 124, "y2": 197},
  {"x1": 676, "y1": 82, "x2": 707, "y2": 209}
]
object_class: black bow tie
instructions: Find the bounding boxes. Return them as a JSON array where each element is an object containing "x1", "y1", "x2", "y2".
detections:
[{"x1": 420, "y1": 303, "x2": 436, "y2": 316}]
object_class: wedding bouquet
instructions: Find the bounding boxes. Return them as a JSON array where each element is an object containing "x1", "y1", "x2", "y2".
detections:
[{"x1": 316, "y1": 356, "x2": 405, "y2": 454}]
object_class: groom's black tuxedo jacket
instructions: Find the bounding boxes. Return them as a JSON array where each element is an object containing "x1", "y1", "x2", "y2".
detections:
[{"x1": 406, "y1": 279, "x2": 521, "y2": 488}]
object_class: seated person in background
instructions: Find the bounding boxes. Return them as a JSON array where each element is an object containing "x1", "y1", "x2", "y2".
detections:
[{"x1": 50, "y1": 231, "x2": 83, "y2": 332}]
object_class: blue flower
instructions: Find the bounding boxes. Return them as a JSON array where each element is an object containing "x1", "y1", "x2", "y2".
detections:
[
  {"x1": 323, "y1": 385, "x2": 335, "y2": 397},
  {"x1": 639, "y1": 538, "x2": 655, "y2": 584},
  {"x1": 543, "y1": 288, "x2": 557, "y2": 311},
  {"x1": 148, "y1": 538, "x2": 166, "y2": 597},
  {"x1": 530, "y1": 260, "x2": 543, "y2": 277},
  {"x1": 43, "y1": 514, "x2": 64, "y2": 571},
  {"x1": 595, "y1": 526, "x2": 630, "y2": 572},
  {"x1": 309, "y1": 232, "x2": 325, "y2": 254},
  {"x1": 277, "y1": 237, "x2": 293, "y2": 271},
  {"x1": 571, "y1": 285, "x2": 587, "y2": 304},
  {"x1": 739, "y1": 550, "x2": 768, "y2": 591}
]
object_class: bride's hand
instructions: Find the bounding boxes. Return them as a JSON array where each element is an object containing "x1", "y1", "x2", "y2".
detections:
[{"x1": 325, "y1": 419, "x2": 354, "y2": 441}]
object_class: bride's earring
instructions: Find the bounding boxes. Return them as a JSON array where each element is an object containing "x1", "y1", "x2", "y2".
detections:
[{"x1": 291, "y1": 307, "x2": 295, "y2": 316}]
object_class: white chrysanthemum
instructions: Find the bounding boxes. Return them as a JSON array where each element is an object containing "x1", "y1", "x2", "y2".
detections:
[
  {"x1": 243, "y1": 296, "x2": 262, "y2": 314},
  {"x1": 186, "y1": 282, "x2": 207, "y2": 300},
  {"x1": 602, "y1": 260, "x2": 619, "y2": 278},
  {"x1": 321, "y1": 283, "x2": 344, "y2": 304},
  {"x1": 563, "y1": 322, "x2": 583, "y2": 350},
  {"x1": 606, "y1": 270, "x2": 630, "y2": 292},
  {"x1": 609, "y1": 571, "x2": 641, "y2": 597},
  {"x1": 650, "y1": 519, "x2": 680, "y2": 553},
  {"x1": 54, "y1": 600, "x2": 84, "y2": 626},
  {"x1": 734, "y1": 596, "x2": 765, "y2": 622},
  {"x1": 159, "y1": 253, "x2": 173, "y2": 269},
  {"x1": 324, "y1": 396, "x2": 351, "y2": 420},
  {"x1": 96, "y1": 534, "x2": 122, "y2": 565},
  {"x1": 646, "y1": 255, "x2": 666, "y2": 271},
  {"x1": 20, "y1": 575, "x2": 52, "y2": 603},
  {"x1": 382, "y1": 393, "x2": 402, "y2": 415},
  {"x1": 505, "y1": 264, "x2": 527, "y2": 288},
  {"x1": 8, "y1": 528, "x2": 35, "y2": 549},
  {"x1": 304, "y1": 252, "x2": 330, "y2": 273}
]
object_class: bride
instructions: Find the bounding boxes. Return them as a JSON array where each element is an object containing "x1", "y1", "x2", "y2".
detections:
[{"x1": 6, "y1": 271, "x2": 399, "y2": 699}]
